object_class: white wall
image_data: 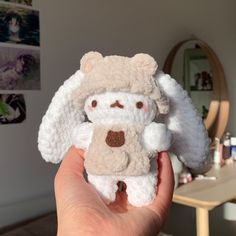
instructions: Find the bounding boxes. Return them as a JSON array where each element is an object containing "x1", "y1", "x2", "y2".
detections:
[{"x1": 0, "y1": 0, "x2": 235, "y2": 234}]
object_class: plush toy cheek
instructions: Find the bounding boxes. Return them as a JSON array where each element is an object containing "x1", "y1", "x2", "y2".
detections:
[
  {"x1": 143, "y1": 106, "x2": 149, "y2": 113},
  {"x1": 87, "y1": 105, "x2": 93, "y2": 112}
]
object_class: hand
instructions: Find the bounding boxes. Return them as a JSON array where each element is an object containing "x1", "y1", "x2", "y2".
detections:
[{"x1": 55, "y1": 147, "x2": 174, "y2": 236}]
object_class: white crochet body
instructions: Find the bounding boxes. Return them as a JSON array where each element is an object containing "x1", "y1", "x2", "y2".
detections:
[
  {"x1": 72, "y1": 114, "x2": 171, "y2": 206},
  {"x1": 88, "y1": 160, "x2": 158, "y2": 207},
  {"x1": 38, "y1": 69, "x2": 209, "y2": 207}
]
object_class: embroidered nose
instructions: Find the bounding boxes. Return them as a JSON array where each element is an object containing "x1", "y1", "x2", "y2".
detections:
[
  {"x1": 110, "y1": 100, "x2": 124, "y2": 109},
  {"x1": 106, "y1": 130, "x2": 125, "y2": 147}
]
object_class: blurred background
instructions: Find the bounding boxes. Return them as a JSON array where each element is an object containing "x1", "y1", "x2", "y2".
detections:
[{"x1": 0, "y1": 0, "x2": 235, "y2": 235}]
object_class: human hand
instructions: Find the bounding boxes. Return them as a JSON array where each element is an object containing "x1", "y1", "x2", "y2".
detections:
[{"x1": 55, "y1": 147, "x2": 174, "y2": 236}]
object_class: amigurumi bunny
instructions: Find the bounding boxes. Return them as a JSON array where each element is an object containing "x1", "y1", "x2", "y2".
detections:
[{"x1": 38, "y1": 52, "x2": 209, "y2": 207}]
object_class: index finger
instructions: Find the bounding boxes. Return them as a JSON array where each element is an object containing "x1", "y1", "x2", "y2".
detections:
[{"x1": 147, "y1": 152, "x2": 174, "y2": 223}]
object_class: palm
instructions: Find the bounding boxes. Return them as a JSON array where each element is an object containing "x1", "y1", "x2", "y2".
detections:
[{"x1": 55, "y1": 147, "x2": 174, "y2": 236}]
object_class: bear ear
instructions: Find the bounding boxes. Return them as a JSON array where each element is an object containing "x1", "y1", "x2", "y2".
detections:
[
  {"x1": 80, "y1": 51, "x2": 103, "y2": 74},
  {"x1": 131, "y1": 53, "x2": 158, "y2": 75}
]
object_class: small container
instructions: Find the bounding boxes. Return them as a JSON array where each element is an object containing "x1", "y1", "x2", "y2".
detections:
[
  {"x1": 213, "y1": 138, "x2": 220, "y2": 164},
  {"x1": 213, "y1": 137, "x2": 223, "y2": 165},
  {"x1": 223, "y1": 132, "x2": 231, "y2": 160},
  {"x1": 223, "y1": 202, "x2": 236, "y2": 221},
  {"x1": 179, "y1": 171, "x2": 192, "y2": 184},
  {"x1": 230, "y1": 137, "x2": 236, "y2": 161}
]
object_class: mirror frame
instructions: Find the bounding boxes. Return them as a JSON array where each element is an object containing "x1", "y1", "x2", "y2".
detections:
[{"x1": 163, "y1": 38, "x2": 229, "y2": 139}]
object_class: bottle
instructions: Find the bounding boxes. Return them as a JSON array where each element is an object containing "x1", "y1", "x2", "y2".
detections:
[
  {"x1": 230, "y1": 137, "x2": 236, "y2": 161},
  {"x1": 213, "y1": 137, "x2": 222, "y2": 165},
  {"x1": 223, "y1": 132, "x2": 231, "y2": 160}
]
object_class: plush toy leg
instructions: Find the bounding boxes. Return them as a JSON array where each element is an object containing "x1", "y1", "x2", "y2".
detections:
[
  {"x1": 87, "y1": 174, "x2": 118, "y2": 204},
  {"x1": 124, "y1": 160, "x2": 158, "y2": 207}
]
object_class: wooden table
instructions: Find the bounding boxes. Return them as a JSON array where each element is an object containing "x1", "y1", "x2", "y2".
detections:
[{"x1": 173, "y1": 162, "x2": 236, "y2": 236}]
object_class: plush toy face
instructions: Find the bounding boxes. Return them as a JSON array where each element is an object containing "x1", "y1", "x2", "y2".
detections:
[{"x1": 84, "y1": 91, "x2": 157, "y2": 125}]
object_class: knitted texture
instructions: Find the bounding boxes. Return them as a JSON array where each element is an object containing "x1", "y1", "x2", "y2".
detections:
[
  {"x1": 84, "y1": 124, "x2": 150, "y2": 176},
  {"x1": 75, "y1": 52, "x2": 169, "y2": 114},
  {"x1": 38, "y1": 70, "x2": 85, "y2": 163},
  {"x1": 38, "y1": 70, "x2": 209, "y2": 169},
  {"x1": 72, "y1": 121, "x2": 171, "y2": 156},
  {"x1": 157, "y1": 71, "x2": 210, "y2": 169},
  {"x1": 84, "y1": 91, "x2": 157, "y2": 125},
  {"x1": 38, "y1": 52, "x2": 210, "y2": 207},
  {"x1": 88, "y1": 159, "x2": 158, "y2": 207}
]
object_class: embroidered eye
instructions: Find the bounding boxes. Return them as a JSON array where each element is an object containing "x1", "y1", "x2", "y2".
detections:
[
  {"x1": 91, "y1": 100, "x2": 97, "y2": 108},
  {"x1": 136, "y1": 101, "x2": 143, "y2": 109}
]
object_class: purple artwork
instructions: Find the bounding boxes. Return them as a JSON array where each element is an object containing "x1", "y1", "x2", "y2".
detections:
[{"x1": 0, "y1": 45, "x2": 40, "y2": 90}]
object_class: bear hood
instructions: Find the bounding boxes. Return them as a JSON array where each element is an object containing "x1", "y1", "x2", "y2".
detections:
[{"x1": 74, "y1": 52, "x2": 169, "y2": 114}]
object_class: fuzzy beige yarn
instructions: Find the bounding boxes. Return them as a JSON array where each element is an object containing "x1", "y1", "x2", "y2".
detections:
[
  {"x1": 75, "y1": 52, "x2": 169, "y2": 114},
  {"x1": 85, "y1": 124, "x2": 151, "y2": 176}
]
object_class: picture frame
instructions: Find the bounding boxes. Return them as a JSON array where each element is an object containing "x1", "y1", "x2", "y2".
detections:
[
  {"x1": 184, "y1": 48, "x2": 213, "y2": 92},
  {"x1": 183, "y1": 48, "x2": 213, "y2": 119},
  {"x1": 0, "y1": 0, "x2": 32, "y2": 7},
  {"x1": 0, "y1": 3, "x2": 39, "y2": 46},
  {"x1": 0, "y1": 44, "x2": 40, "y2": 90},
  {"x1": 0, "y1": 93, "x2": 26, "y2": 124}
]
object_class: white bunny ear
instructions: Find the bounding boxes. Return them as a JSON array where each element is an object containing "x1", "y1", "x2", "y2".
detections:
[
  {"x1": 38, "y1": 70, "x2": 85, "y2": 163},
  {"x1": 156, "y1": 71, "x2": 210, "y2": 170}
]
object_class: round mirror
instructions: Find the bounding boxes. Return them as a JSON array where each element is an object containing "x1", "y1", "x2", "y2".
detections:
[{"x1": 163, "y1": 39, "x2": 229, "y2": 139}]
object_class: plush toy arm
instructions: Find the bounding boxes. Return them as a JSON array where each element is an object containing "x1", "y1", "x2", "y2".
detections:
[
  {"x1": 72, "y1": 122, "x2": 94, "y2": 150},
  {"x1": 142, "y1": 122, "x2": 171, "y2": 153}
]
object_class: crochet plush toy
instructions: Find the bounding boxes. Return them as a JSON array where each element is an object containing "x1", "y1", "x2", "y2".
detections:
[{"x1": 38, "y1": 52, "x2": 209, "y2": 207}]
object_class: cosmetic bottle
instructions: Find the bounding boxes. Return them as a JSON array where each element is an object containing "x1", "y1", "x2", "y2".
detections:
[
  {"x1": 231, "y1": 137, "x2": 236, "y2": 161},
  {"x1": 223, "y1": 132, "x2": 231, "y2": 160},
  {"x1": 213, "y1": 137, "x2": 223, "y2": 165}
]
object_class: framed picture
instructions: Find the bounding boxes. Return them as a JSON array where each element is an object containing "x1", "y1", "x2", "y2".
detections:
[
  {"x1": 0, "y1": 3, "x2": 39, "y2": 46},
  {"x1": 0, "y1": 0, "x2": 32, "y2": 6},
  {"x1": 0, "y1": 44, "x2": 40, "y2": 90},
  {"x1": 0, "y1": 93, "x2": 26, "y2": 124},
  {"x1": 184, "y1": 48, "x2": 213, "y2": 92},
  {"x1": 184, "y1": 48, "x2": 213, "y2": 119}
]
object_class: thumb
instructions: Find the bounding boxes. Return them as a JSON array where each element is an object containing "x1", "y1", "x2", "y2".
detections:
[
  {"x1": 57, "y1": 146, "x2": 85, "y2": 178},
  {"x1": 54, "y1": 146, "x2": 107, "y2": 218},
  {"x1": 54, "y1": 146, "x2": 86, "y2": 210}
]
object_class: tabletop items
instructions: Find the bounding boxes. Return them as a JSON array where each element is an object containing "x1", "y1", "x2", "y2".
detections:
[
  {"x1": 173, "y1": 161, "x2": 236, "y2": 236},
  {"x1": 173, "y1": 132, "x2": 236, "y2": 188},
  {"x1": 213, "y1": 132, "x2": 236, "y2": 166}
]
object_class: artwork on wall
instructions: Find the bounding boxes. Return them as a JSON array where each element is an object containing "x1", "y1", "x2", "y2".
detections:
[
  {"x1": 0, "y1": 93, "x2": 26, "y2": 124},
  {"x1": 0, "y1": 0, "x2": 32, "y2": 6},
  {"x1": 0, "y1": 3, "x2": 39, "y2": 46},
  {"x1": 0, "y1": 1, "x2": 39, "y2": 124},
  {"x1": 0, "y1": 44, "x2": 40, "y2": 90}
]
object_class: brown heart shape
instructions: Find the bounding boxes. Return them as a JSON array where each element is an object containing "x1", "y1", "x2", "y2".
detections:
[{"x1": 105, "y1": 130, "x2": 125, "y2": 147}]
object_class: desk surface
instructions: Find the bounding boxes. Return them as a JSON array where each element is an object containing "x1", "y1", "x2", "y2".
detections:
[{"x1": 173, "y1": 162, "x2": 236, "y2": 210}]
